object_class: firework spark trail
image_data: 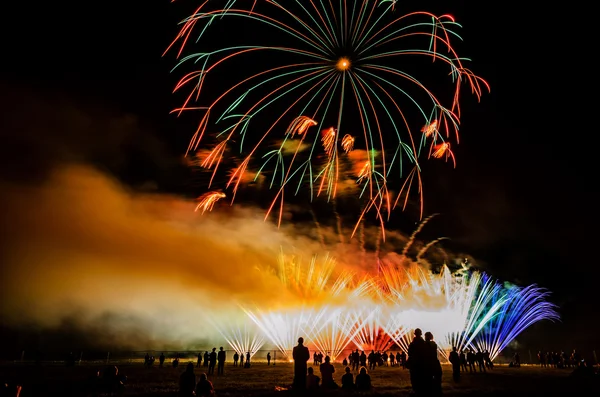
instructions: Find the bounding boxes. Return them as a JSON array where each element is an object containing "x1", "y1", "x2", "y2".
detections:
[
  {"x1": 244, "y1": 307, "x2": 316, "y2": 359},
  {"x1": 402, "y1": 213, "x2": 438, "y2": 256},
  {"x1": 167, "y1": 0, "x2": 489, "y2": 232},
  {"x1": 215, "y1": 223, "x2": 557, "y2": 362},
  {"x1": 195, "y1": 191, "x2": 226, "y2": 213},
  {"x1": 208, "y1": 317, "x2": 266, "y2": 358},
  {"x1": 474, "y1": 285, "x2": 560, "y2": 360},
  {"x1": 341, "y1": 134, "x2": 355, "y2": 153}
]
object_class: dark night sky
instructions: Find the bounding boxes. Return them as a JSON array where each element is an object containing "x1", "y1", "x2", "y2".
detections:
[{"x1": 1, "y1": 1, "x2": 597, "y2": 350}]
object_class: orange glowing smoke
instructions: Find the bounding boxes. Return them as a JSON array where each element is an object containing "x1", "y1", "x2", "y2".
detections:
[{"x1": 195, "y1": 191, "x2": 226, "y2": 213}]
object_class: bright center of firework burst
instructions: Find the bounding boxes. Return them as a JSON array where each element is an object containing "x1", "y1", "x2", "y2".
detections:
[{"x1": 336, "y1": 57, "x2": 351, "y2": 71}]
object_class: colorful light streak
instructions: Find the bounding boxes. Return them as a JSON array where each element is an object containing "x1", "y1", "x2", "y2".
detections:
[
  {"x1": 213, "y1": 255, "x2": 558, "y2": 362},
  {"x1": 167, "y1": 0, "x2": 489, "y2": 231}
]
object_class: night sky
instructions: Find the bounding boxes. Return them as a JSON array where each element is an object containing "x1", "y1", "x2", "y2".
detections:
[{"x1": 1, "y1": 1, "x2": 596, "y2": 352}]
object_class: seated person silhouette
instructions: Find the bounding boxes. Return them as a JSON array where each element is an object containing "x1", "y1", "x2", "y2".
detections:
[
  {"x1": 306, "y1": 367, "x2": 320, "y2": 390},
  {"x1": 195, "y1": 373, "x2": 215, "y2": 397},
  {"x1": 355, "y1": 366, "x2": 372, "y2": 391},
  {"x1": 341, "y1": 366, "x2": 354, "y2": 389}
]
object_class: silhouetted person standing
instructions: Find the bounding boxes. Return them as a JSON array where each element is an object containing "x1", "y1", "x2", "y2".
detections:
[
  {"x1": 239, "y1": 352, "x2": 244, "y2": 368},
  {"x1": 159, "y1": 353, "x2": 165, "y2": 367},
  {"x1": 425, "y1": 332, "x2": 442, "y2": 395},
  {"x1": 233, "y1": 352, "x2": 239, "y2": 367},
  {"x1": 449, "y1": 346, "x2": 461, "y2": 382},
  {"x1": 203, "y1": 351, "x2": 209, "y2": 367},
  {"x1": 407, "y1": 328, "x2": 427, "y2": 395},
  {"x1": 245, "y1": 352, "x2": 251, "y2": 368},
  {"x1": 459, "y1": 350, "x2": 467, "y2": 372},
  {"x1": 197, "y1": 352, "x2": 202, "y2": 368},
  {"x1": 267, "y1": 352, "x2": 271, "y2": 365},
  {"x1": 292, "y1": 337, "x2": 310, "y2": 390},
  {"x1": 217, "y1": 347, "x2": 226, "y2": 375},
  {"x1": 352, "y1": 350, "x2": 360, "y2": 371},
  {"x1": 208, "y1": 348, "x2": 217, "y2": 375}
]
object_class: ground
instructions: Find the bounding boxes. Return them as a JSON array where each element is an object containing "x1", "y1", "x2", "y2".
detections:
[{"x1": 1, "y1": 361, "x2": 598, "y2": 396}]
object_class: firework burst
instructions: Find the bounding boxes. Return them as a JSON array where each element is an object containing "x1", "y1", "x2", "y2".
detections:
[{"x1": 167, "y1": 0, "x2": 489, "y2": 231}]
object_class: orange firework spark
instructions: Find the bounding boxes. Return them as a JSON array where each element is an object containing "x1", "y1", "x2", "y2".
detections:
[
  {"x1": 195, "y1": 191, "x2": 226, "y2": 214},
  {"x1": 321, "y1": 127, "x2": 336, "y2": 157},
  {"x1": 287, "y1": 116, "x2": 317, "y2": 137},
  {"x1": 357, "y1": 161, "x2": 371, "y2": 182},
  {"x1": 201, "y1": 140, "x2": 228, "y2": 169},
  {"x1": 341, "y1": 134, "x2": 355, "y2": 153},
  {"x1": 432, "y1": 143, "x2": 456, "y2": 167},
  {"x1": 421, "y1": 120, "x2": 438, "y2": 138}
]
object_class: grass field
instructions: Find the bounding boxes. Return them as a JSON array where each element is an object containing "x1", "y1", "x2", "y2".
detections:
[{"x1": 1, "y1": 361, "x2": 598, "y2": 396}]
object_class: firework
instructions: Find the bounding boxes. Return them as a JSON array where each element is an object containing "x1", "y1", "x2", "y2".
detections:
[
  {"x1": 474, "y1": 284, "x2": 561, "y2": 360},
  {"x1": 195, "y1": 191, "x2": 226, "y2": 213},
  {"x1": 208, "y1": 315, "x2": 266, "y2": 358},
  {"x1": 236, "y1": 252, "x2": 557, "y2": 362},
  {"x1": 167, "y1": 0, "x2": 489, "y2": 229}
]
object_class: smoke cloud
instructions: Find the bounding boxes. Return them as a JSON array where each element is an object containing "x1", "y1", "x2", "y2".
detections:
[{"x1": 0, "y1": 84, "x2": 455, "y2": 353}]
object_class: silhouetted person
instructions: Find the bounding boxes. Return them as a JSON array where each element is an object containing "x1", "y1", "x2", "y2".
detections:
[
  {"x1": 245, "y1": 352, "x2": 251, "y2": 368},
  {"x1": 195, "y1": 373, "x2": 214, "y2": 397},
  {"x1": 407, "y1": 328, "x2": 427, "y2": 395},
  {"x1": 306, "y1": 367, "x2": 320, "y2": 390},
  {"x1": 217, "y1": 347, "x2": 226, "y2": 375},
  {"x1": 179, "y1": 363, "x2": 196, "y2": 397},
  {"x1": 233, "y1": 352, "x2": 239, "y2": 367},
  {"x1": 355, "y1": 366, "x2": 371, "y2": 391},
  {"x1": 239, "y1": 352, "x2": 244, "y2": 367},
  {"x1": 208, "y1": 348, "x2": 217, "y2": 375},
  {"x1": 360, "y1": 351, "x2": 367, "y2": 367},
  {"x1": 173, "y1": 356, "x2": 180, "y2": 368},
  {"x1": 341, "y1": 366, "x2": 354, "y2": 389},
  {"x1": 320, "y1": 356, "x2": 337, "y2": 389},
  {"x1": 449, "y1": 346, "x2": 461, "y2": 382},
  {"x1": 459, "y1": 350, "x2": 467, "y2": 372},
  {"x1": 425, "y1": 332, "x2": 442, "y2": 395},
  {"x1": 484, "y1": 351, "x2": 493, "y2": 369},
  {"x1": 197, "y1": 352, "x2": 202, "y2": 368},
  {"x1": 352, "y1": 350, "x2": 360, "y2": 370},
  {"x1": 267, "y1": 352, "x2": 271, "y2": 365},
  {"x1": 292, "y1": 337, "x2": 310, "y2": 390},
  {"x1": 399, "y1": 351, "x2": 406, "y2": 369},
  {"x1": 159, "y1": 353, "x2": 165, "y2": 367},
  {"x1": 203, "y1": 351, "x2": 209, "y2": 367},
  {"x1": 102, "y1": 365, "x2": 126, "y2": 393},
  {"x1": 467, "y1": 349, "x2": 476, "y2": 372},
  {"x1": 475, "y1": 350, "x2": 486, "y2": 372},
  {"x1": 144, "y1": 353, "x2": 150, "y2": 367}
]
